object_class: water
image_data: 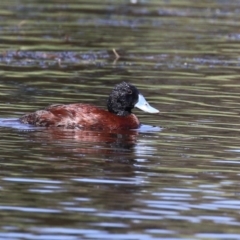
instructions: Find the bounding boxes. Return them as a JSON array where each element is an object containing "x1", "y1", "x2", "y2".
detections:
[{"x1": 1, "y1": 0, "x2": 240, "y2": 239}]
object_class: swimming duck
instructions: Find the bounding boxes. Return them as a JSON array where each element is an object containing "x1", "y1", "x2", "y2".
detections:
[{"x1": 20, "y1": 82, "x2": 159, "y2": 130}]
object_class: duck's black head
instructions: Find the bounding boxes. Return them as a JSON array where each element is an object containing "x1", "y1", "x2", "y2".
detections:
[{"x1": 107, "y1": 82, "x2": 139, "y2": 116}]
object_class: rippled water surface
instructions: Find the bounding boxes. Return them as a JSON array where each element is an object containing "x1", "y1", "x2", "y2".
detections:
[{"x1": 1, "y1": 0, "x2": 240, "y2": 239}]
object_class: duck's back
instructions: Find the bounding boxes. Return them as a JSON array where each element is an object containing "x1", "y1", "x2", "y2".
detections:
[{"x1": 19, "y1": 103, "x2": 140, "y2": 130}]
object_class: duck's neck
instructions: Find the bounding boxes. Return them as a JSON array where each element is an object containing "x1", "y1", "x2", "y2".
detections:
[
  {"x1": 115, "y1": 109, "x2": 131, "y2": 116},
  {"x1": 107, "y1": 98, "x2": 132, "y2": 116}
]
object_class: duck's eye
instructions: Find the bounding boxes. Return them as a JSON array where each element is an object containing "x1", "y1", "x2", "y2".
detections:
[{"x1": 127, "y1": 89, "x2": 132, "y2": 94}]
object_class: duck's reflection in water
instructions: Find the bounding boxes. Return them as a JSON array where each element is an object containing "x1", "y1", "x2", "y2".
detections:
[
  {"x1": 9, "y1": 125, "x2": 160, "y2": 206},
  {"x1": 27, "y1": 128, "x2": 139, "y2": 163},
  {"x1": 0, "y1": 118, "x2": 160, "y2": 163},
  {"x1": 5, "y1": 127, "x2": 147, "y2": 212}
]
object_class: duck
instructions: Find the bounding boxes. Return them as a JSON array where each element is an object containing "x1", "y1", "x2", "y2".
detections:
[{"x1": 19, "y1": 82, "x2": 159, "y2": 130}]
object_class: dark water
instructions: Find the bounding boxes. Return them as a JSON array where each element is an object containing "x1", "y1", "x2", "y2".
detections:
[{"x1": 1, "y1": 0, "x2": 240, "y2": 239}]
